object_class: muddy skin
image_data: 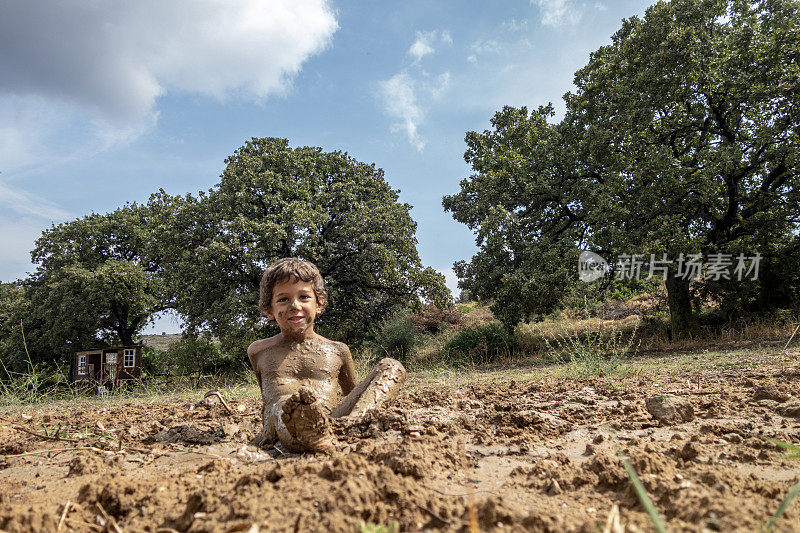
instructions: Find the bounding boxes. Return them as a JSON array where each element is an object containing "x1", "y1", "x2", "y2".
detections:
[
  {"x1": 249, "y1": 275, "x2": 406, "y2": 453},
  {"x1": 251, "y1": 335, "x2": 406, "y2": 453}
]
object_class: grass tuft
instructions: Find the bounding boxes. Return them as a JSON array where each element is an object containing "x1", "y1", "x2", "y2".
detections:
[
  {"x1": 357, "y1": 521, "x2": 399, "y2": 533},
  {"x1": 617, "y1": 451, "x2": 668, "y2": 533},
  {"x1": 765, "y1": 480, "x2": 800, "y2": 532}
]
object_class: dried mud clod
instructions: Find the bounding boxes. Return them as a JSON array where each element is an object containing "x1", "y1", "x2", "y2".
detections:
[{"x1": 645, "y1": 394, "x2": 695, "y2": 425}]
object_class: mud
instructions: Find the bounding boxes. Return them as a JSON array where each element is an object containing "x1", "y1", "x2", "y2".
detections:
[{"x1": 1, "y1": 363, "x2": 800, "y2": 532}]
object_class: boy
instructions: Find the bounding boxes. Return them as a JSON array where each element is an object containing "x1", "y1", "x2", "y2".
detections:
[{"x1": 248, "y1": 257, "x2": 406, "y2": 453}]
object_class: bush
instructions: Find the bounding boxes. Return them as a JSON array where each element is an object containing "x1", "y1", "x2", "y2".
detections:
[
  {"x1": 165, "y1": 335, "x2": 237, "y2": 376},
  {"x1": 444, "y1": 322, "x2": 516, "y2": 366},
  {"x1": 411, "y1": 305, "x2": 465, "y2": 335},
  {"x1": 542, "y1": 320, "x2": 639, "y2": 377},
  {"x1": 372, "y1": 308, "x2": 418, "y2": 362}
]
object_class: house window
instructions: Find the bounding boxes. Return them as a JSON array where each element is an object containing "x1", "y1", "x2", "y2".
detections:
[
  {"x1": 78, "y1": 355, "x2": 86, "y2": 375},
  {"x1": 124, "y1": 349, "x2": 135, "y2": 368}
]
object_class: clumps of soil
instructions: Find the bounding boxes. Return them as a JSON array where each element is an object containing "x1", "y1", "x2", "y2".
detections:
[
  {"x1": 363, "y1": 435, "x2": 474, "y2": 479},
  {"x1": 145, "y1": 424, "x2": 225, "y2": 445},
  {"x1": 74, "y1": 446, "x2": 509, "y2": 533},
  {"x1": 67, "y1": 453, "x2": 106, "y2": 477},
  {"x1": 3, "y1": 364, "x2": 800, "y2": 532},
  {"x1": 0, "y1": 505, "x2": 56, "y2": 533},
  {"x1": 753, "y1": 384, "x2": 792, "y2": 402}
]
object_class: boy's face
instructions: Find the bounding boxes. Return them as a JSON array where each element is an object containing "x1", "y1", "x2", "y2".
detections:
[{"x1": 267, "y1": 278, "x2": 322, "y2": 337}]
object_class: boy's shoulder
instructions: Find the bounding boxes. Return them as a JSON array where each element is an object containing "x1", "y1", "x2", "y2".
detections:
[{"x1": 247, "y1": 334, "x2": 282, "y2": 360}]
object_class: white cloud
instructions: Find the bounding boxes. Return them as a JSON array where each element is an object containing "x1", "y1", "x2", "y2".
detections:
[
  {"x1": 471, "y1": 39, "x2": 501, "y2": 54},
  {"x1": 378, "y1": 70, "x2": 451, "y2": 151},
  {"x1": 0, "y1": 0, "x2": 338, "y2": 173},
  {"x1": 0, "y1": 0, "x2": 337, "y2": 122},
  {"x1": 533, "y1": 0, "x2": 582, "y2": 27},
  {"x1": 467, "y1": 55, "x2": 478, "y2": 64},
  {"x1": 430, "y1": 72, "x2": 452, "y2": 99},
  {"x1": 384, "y1": 29, "x2": 453, "y2": 150},
  {"x1": 595, "y1": 3, "x2": 608, "y2": 12},
  {"x1": 407, "y1": 30, "x2": 453, "y2": 62},
  {"x1": 0, "y1": 215, "x2": 54, "y2": 281},
  {"x1": 501, "y1": 19, "x2": 530, "y2": 32},
  {"x1": 379, "y1": 73, "x2": 425, "y2": 151},
  {"x1": 409, "y1": 38, "x2": 435, "y2": 61},
  {"x1": 0, "y1": 180, "x2": 74, "y2": 220}
]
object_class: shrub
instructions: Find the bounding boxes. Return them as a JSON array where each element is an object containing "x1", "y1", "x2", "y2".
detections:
[
  {"x1": 372, "y1": 308, "x2": 418, "y2": 362},
  {"x1": 444, "y1": 322, "x2": 516, "y2": 366},
  {"x1": 165, "y1": 335, "x2": 235, "y2": 375},
  {"x1": 542, "y1": 320, "x2": 639, "y2": 377},
  {"x1": 411, "y1": 305, "x2": 465, "y2": 335}
]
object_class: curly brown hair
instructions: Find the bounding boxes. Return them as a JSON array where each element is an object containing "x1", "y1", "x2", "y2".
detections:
[{"x1": 258, "y1": 257, "x2": 328, "y2": 320}]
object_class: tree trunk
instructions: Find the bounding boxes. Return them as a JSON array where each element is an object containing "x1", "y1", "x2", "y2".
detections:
[
  {"x1": 119, "y1": 327, "x2": 135, "y2": 346},
  {"x1": 664, "y1": 274, "x2": 700, "y2": 339}
]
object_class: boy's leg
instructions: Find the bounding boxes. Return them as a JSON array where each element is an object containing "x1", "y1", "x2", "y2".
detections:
[
  {"x1": 330, "y1": 358, "x2": 406, "y2": 420},
  {"x1": 280, "y1": 388, "x2": 335, "y2": 453},
  {"x1": 259, "y1": 393, "x2": 331, "y2": 453}
]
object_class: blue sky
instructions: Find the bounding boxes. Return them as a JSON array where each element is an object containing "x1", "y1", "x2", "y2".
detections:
[{"x1": 0, "y1": 0, "x2": 653, "y2": 333}]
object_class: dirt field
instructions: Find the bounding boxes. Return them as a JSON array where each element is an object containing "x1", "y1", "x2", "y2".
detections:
[{"x1": 2, "y1": 352, "x2": 800, "y2": 532}]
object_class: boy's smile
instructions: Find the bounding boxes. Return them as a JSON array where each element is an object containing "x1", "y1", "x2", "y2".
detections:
[{"x1": 267, "y1": 278, "x2": 322, "y2": 339}]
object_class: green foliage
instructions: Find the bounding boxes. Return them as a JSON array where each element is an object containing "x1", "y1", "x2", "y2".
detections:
[
  {"x1": 444, "y1": 322, "x2": 516, "y2": 366},
  {"x1": 164, "y1": 336, "x2": 237, "y2": 376},
  {"x1": 617, "y1": 449, "x2": 668, "y2": 533},
  {"x1": 0, "y1": 351, "x2": 75, "y2": 407},
  {"x1": 19, "y1": 204, "x2": 166, "y2": 366},
  {"x1": 443, "y1": 105, "x2": 583, "y2": 330},
  {"x1": 358, "y1": 521, "x2": 398, "y2": 533},
  {"x1": 761, "y1": 437, "x2": 800, "y2": 460},
  {"x1": 371, "y1": 308, "x2": 419, "y2": 362},
  {"x1": 150, "y1": 137, "x2": 450, "y2": 352},
  {"x1": 445, "y1": 0, "x2": 800, "y2": 337},
  {"x1": 0, "y1": 282, "x2": 38, "y2": 371}
]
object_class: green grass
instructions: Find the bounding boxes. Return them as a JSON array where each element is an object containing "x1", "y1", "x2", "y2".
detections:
[
  {"x1": 357, "y1": 521, "x2": 398, "y2": 533},
  {"x1": 618, "y1": 452, "x2": 668, "y2": 533},
  {"x1": 615, "y1": 435, "x2": 800, "y2": 533}
]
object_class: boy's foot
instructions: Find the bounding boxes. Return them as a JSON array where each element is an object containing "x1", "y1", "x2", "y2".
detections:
[{"x1": 281, "y1": 387, "x2": 335, "y2": 454}]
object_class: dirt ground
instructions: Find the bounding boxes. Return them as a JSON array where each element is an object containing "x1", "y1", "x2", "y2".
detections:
[{"x1": 2, "y1": 357, "x2": 800, "y2": 532}]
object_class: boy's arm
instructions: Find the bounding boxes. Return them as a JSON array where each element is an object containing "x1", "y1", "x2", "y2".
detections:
[
  {"x1": 337, "y1": 344, "x2": 357, "y2": 396},
  {"x1": 246, "y1": 342, "x2": 262, "y2": 386}
]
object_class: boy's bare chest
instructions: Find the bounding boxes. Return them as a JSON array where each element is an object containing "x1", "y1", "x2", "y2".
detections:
[{"x1": 259, "y1": 342, "x2": 341, "y2": 380}]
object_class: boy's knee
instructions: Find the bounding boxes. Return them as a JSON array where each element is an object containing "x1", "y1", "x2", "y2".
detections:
[{"x1": 377, "y1": 358, "x2": 406, "y2": 378}]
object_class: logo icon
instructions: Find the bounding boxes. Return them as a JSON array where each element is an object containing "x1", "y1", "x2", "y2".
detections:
[{"x1": 578, "y1": 251, "x2": 608, "y2": 282}]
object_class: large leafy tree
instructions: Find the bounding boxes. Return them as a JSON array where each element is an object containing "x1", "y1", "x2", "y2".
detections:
[
  {"x1": 26, "y1": 204, "x2": 166, "y2": 363},
  {"x1": 443, "y1": 105, "x2": 588, "y2": 327},
  {"x1": 152, "y1": 137, "x2": 449, "y2": 352},
  {"x1": 446, "y1": 0, "x2": 800, "y2": 336}
]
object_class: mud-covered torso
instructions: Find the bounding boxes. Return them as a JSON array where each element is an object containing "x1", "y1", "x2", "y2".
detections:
[{"x1": 254, "y1": 337, "x2": 343, "y2": 409}]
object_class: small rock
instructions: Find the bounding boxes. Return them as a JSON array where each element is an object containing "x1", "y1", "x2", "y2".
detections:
[
  {"x1": 756, "y1": 399, "x2": 779, "y2": 410},
  {"x1": 753, "y1": 385, "x2": 791, "y2": 403},
  {"x1": 546, "y1": 479, "x2": 562, "y2": 495},
  {"x1": 777, "y1": 399, "x2": 800, "y2": 418},
  {"x1": 645, "y1": 395, "x2": 694, "y2": 425}
]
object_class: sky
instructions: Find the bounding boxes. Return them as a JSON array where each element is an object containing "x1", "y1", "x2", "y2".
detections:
[{"x1": 0, "y1": 0, "x2": 654, "y2": 333}]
